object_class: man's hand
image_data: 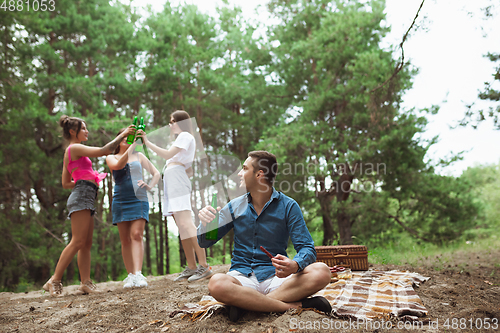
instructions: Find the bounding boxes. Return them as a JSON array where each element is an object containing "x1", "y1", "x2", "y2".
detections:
[
  {"x1": 198, "y1": 205, "x2": 221, "y2": 226},
  {"x1": 271, "y1": 254, "x2": 299, "y2": 278}
]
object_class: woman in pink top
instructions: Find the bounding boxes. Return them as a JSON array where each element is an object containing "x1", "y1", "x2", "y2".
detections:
[{"x1": 43, "y1": 115, "x2": 135, "y2": 297}]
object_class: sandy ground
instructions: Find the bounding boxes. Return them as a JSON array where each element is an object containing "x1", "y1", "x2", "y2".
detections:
[{"x1": 1, "y1": 247, "x2": 499, "y2": 333}]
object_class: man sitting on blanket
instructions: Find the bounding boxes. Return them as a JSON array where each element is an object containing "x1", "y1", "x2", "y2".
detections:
[{"x1": 197, "y1": 151, "x2": 332, "y2": 322}]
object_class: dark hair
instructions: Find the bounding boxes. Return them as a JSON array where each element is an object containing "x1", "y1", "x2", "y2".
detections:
[
  {"x1": 114, "y1": 128, "x2": 126, "y2": 154},
  {"x1": 171, "y1": 110, "x2": 192, "y2": 134},
  {"x1": 248, "y1": 151, "x2": 278, "y2": 185},
  {"x1": 59, "y1": 115, "x2": 84, "y2": 140}
]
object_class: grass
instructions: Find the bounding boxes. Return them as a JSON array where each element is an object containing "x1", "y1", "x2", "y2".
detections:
[{"x1": 368, "y1": 233, "x2": 500, "y2": 268}]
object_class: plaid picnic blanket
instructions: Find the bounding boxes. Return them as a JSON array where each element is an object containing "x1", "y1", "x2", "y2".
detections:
[
  {"x1": 169, "y1": 270, "x2": 429, "y2": 322},
  {"x1": 169, "y1": 295, "x2": 226, "y2": 321},
  {"x1": 317, "y1": 270, "x2": 429, "y2": 322}
]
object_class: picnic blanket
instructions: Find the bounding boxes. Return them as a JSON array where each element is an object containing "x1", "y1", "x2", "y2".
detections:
[
  {"x1": 169, "y1": 295, "x2": 225, "y2": 321},
  {"x1": 169, "y1": 270, "x2": 429, "y2": 322},
  {"x1": 317, "y1": 270, "x2": 429, "y2": 322}
]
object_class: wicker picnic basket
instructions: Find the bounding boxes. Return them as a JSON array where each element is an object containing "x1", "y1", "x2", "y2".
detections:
[{"x1": 315, "y1": 245, "x2": 369, "y2": 271}]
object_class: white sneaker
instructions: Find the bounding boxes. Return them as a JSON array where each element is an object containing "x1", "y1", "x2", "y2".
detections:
[
  {"x1": 134, "y1": 271, "x2": 148, "y2": 288},
  {"x1": 123, "y1": 273, "x2": 135, "y2": 288}
]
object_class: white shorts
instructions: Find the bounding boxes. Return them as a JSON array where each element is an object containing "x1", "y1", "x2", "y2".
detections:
[
  {"x1": 163, "y1": 165, "x2": 192, "y2": 216},
  {"x1": 227, "y1": 270, "x2": 292, "y2": 295}
]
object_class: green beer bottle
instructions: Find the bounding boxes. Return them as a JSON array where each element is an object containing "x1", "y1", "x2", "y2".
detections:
[
  {"x1": 205, "y1": 193, "x2": 219, "y2": 240},
  {"x1": 136, "y1": 117, "x2": 145, "y2": 144},
  {"x1": 126, "y1": 116, "x2": 138, "y2": 144},
  {"x1": 135, "y1": 117, "x2": 151, "y2": 159}
]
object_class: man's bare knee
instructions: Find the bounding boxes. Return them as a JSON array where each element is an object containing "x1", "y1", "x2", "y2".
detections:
[
  {"x1": 312, "y1": 262, "x2": 331, "y2": 286},
  {"x1": 208, "y1": 274, "x2": 229, "y2": 297},
  {"x1": 208, "y1": 273, "x2": 241, "y2": 303},
  {"x1": 304, "y1": 262, "x2": 331, "y2": 287}
]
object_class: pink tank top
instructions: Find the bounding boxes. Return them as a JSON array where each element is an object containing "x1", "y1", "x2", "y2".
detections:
[{"x1": 67, "y1": 145, "x2": 107, "y2": 185}]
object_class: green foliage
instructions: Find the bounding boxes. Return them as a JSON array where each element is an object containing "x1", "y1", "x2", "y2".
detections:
[
  {"x1": 370, "y1": 163, "x2": 500, "y2": 266},
  {"x1": 460, "y1": 163, "x2": 500, "y2": 231},
  {"x1": 369, "y1": 230, "x2": 500, "y2": 269},
  {"x1": 462, "y1": 52, "x2": 500, "y2": 128},
  {"x1": 352, "y1": 171, "x2": 480, "y2": 246},
  {"x1": 369, "y1": 233, "x2": 439, "y2": 266}
]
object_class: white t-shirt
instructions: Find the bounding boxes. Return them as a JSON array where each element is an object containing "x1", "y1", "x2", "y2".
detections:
[{"x1": 166, "y1": 131, "x2": 195, "y2": 169}]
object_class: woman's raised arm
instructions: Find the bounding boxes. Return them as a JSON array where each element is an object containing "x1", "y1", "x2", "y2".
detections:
[{"x1": 71, "y1": 125, "x2": 136, "y2": 160}]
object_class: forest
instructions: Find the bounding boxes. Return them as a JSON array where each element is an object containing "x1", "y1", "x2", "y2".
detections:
[{"x1": 1, "y1": 0, "x2": 499, "y2": 292}]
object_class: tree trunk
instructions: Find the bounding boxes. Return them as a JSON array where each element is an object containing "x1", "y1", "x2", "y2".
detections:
[
  {"x1": 99, "y1": 231, "x2": 107, "y2": 281},
  {"x1": 196, "y1": 63, "x2": 203, "y2": 139},
  {"x1": 47, "y1": 31, "x2": 56, "y2": 114},
  {"x1": 111, "y1": 231, "x2": 120, "y2": 281},
  {"x1": 94, "y1": 226, "x2": 102, "y2": 282},
  {"x1": 145, "y1": 222, "x2": 151, "y2": 275},
  {"x1": 165, "y1": 217, "x2": 169, "y2": 274},
  {"x1": 178, "y1": 235, "x2": 186, "y2": 268},
  {"x1": 153, "y1": 217, "x2": 159, "y2": 274},
  {"x1": 158, "y1": 213, "x2": 164, "y2": 275},
  {"x1": 107, "y1": 175, "x2": 119, "y2": 281},
  {"x1": 316, "y1": 173, "x2": 337, "y2": 246},
  {"x1": 99, "y1": 175, "x2": 108, "y2": 281},
  {"x1": 159, "y1": 185, "x2": 166, "y2": 274},
  {"x1": 335, "y1": 173, "x2": 354, "y2": 245},
  {"x1": 40, "y1": 263, "x2": 51, "y2": 284},
  {"x1": 318, "y1": 193, "x2": 336, "y2": 245},
  {"x1": 93, "y1": 222, "x2": 108, "y2": 282},
  {"x1": 222, "y1": 234, "x2": 226, "y2": 264},
  {"x1": 177, "y1": 77, "x2": 184, "y2": 110},
  {"x1": 337, "y1": 208, "x2": 353, "y2": 245}
]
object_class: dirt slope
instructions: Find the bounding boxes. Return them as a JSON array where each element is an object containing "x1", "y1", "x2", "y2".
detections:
[{"x1": 1, "y1": 248, "x2": 499, "y2": 333}]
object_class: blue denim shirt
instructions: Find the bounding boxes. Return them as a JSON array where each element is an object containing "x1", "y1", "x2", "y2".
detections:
[{"x1": 197, "y1": 188, "x2": 316, "y2": 282}]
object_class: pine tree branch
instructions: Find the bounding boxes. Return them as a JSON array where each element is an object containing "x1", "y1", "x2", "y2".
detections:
[
  {"x1": 9, "y1": 235, "x2": 29, "y2": 267},
  {"x1": 370, "y1": 0, "x2": 426, "y2": 93},
  {"x1": 370, "y1": 208, "x2": 433, "y2": 243},
  {"x1": 34, "y1": 217, "x2": 65, "y2": 244}
]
